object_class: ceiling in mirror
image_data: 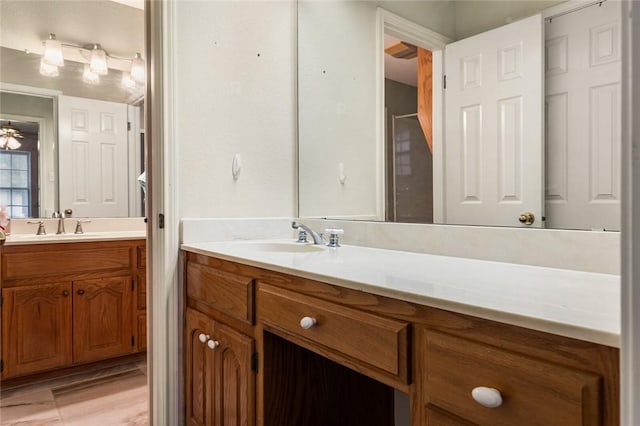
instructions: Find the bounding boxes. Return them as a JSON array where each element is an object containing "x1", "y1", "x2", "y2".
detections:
[
  {"x1": 0, "y1": 0, "x2": 144, "y2": 103},
  {"x1": 297, "y1": 0, "x2": 622, "y2": 232}
]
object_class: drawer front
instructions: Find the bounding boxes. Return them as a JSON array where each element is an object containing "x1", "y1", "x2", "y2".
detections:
[
  {"x1": 186, "y1": 262, "x2": 254, "y2": 324},
  {"x1": 3, "y1": 247, "x2": 131, "y2": 280},
  {"x1": 259, "y1": 283, "x2": 408, "y2": 381},
  {"x1": 422, "y1": 330, "x2": 601, "y2": 426}
]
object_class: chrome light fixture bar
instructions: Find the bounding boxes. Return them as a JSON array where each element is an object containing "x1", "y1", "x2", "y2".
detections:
[{"x1": 39, "y1": 33, "x2": 145, "y2": 89}]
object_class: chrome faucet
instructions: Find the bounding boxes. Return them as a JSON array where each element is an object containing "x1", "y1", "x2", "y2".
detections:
[
  {"x1": 27, "y1": 220, "x2": 46, "y2": 235},
  {"x1": 52, "y1": 211, "x2": 66, "y2": 234},
  {"x1": 291, "y1": 221, "x2": 324, "y2": 245}
]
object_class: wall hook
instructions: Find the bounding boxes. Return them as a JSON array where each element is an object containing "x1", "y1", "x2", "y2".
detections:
[
  {"x1": 232, "y1": 154, "x2": 242, "y2": 180},
  {"x1": 338, "y1": 162, "x2": 346, "y2": 185}
]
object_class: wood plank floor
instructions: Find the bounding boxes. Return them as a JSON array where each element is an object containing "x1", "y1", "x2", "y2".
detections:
[{"x1": 0, "y1": 361, "x2": 148, "y2": 425}]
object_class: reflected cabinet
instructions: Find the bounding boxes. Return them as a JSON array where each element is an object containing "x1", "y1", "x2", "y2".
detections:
[{"x1": 0, "y1": 239, "x2": 147, "y2": 380}]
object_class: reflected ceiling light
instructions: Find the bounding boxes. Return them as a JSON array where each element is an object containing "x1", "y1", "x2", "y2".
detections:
[
  {"x1": 43, "y1": 33, "x2": 64, "y2": 67},
  {"x1": 82, "y1": 64, "x2": 100, "y2": 84},
  {"x1": 122, "y1": 72, "x2": 136, "y2": 89},
  {"x1": 39, "y1": 57, "x2": 59, "y2": 77},
  {"x1": 37, "y1": 35, "x2": 145, "y2": 91},
  {"x1": 89, "y1": 44, "x2": 108, "y2": 75},
  {"x1": 0, "y1": 122, "x2": 23, "y2": 150},
  {"x1": 130, "y1": 53, "x2": 145, "y2": 83}
]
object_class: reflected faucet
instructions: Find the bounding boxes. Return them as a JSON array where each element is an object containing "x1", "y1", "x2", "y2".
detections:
[
  {"x1": 291, "y1": 221, "x2": 324, "y2": 245},
  {"x1": 52, "y1": 211, "x2": 66, "y2": 234}
]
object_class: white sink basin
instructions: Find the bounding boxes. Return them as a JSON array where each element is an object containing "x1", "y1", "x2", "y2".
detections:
[{"x1": 242, "y1": 241, "x2": 326, "y2": 253}]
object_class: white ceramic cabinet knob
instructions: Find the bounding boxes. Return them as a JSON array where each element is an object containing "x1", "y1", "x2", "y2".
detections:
[
  {"x1": 207, "y1": 340, "x2": 220, "y2": 350},
  {"x1": 471, "y1": 386, "x2": 503, "y2": 408},
  {"x1": 198, "y1": 333, "x2": 209, "y2": 344},
  {"x1": 299, "y1": 316, "x2": 317, "y2": 330}
]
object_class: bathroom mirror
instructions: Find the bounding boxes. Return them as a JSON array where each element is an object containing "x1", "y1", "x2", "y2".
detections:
[
  {"x1": 0, "y1": 0, "x2": 144, "y2": 219},
  {"x1": 298, "y1": 0, "x2": 622, "y2": 231}
]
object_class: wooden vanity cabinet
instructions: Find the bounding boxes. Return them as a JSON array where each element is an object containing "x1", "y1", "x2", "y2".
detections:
[
  {"x1": 182, "y1": 252, "x2": 620, "y2": 426},
  {"x1": 184, "y1": 253, "x2": 256, "y2": 426},
  {"x1": 0, "y1": 239, "x2": 147, "y2": 380}
]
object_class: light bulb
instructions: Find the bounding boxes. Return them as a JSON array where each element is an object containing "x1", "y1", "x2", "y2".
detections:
[
  {"x1": 89, "y1": 44, "x2": 108, "y2": 75},
  {"x1": 39, "y1": 57, "x2": 59, "y2": 77},
  {"x1": 82, "y1": 64, "x2": 100, "y2": 84},
  {"x1": 43, "y1": 33, "x2": 64, "y2": 67}
]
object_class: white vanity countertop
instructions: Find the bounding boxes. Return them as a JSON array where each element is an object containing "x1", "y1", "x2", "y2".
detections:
[
  {"x1": 4, "y1": 230, "x2": 147, "y2": 245},
  {"x1": 181, "y1": 239, "x2": 620, "y2": 348}
]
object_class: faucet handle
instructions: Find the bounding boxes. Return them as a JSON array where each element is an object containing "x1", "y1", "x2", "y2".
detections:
[
  {"x1": 27, "y1": 220, "x2": 46, "y2": 235},
  {"x1": 324, "y1": 228, "x2": 344, "y2": 247},
  {"x1": 295, "y1": 228, "x2": 308, "y2": 243},
  {"x1": 74, "y1": 219, "x2": 91, "y2": 234}
]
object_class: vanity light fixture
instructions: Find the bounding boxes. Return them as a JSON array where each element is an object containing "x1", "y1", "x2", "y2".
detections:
[
  {"x1": 37, "y1": 33, "x2": 145, "y2": 89},
  {"x1": 39, "y1": 57, "x2": 59, "y2": 77},
  {"x1": 82, "y1": 64, "x2": 100, "y2": 85},
  {"x1": 130, "y1": 53, "x2": 145, "y2": 83},
  {"x1": 42, "y1": 33, "x2": 64, "y2": 67},
  {"x1": 89, "y1": 44, "x2": 108, "y2": 75},
  {"x1": 0, "y1": 122, "x2": 23, "y2": 150}
]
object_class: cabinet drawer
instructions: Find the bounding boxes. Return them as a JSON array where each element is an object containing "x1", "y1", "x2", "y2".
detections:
[
  {"x1": 258, "y1": 283, "x2": 409, "y2": 383},
  {"x1": 422, "y1": 330, "x2": 601, "y2": 426},
  {"x1": 186, "y1": 262, "x2": 255, "y2": 324},
  {"x1": 3, "y1": 247, "x2": 131, "y2": 280}
]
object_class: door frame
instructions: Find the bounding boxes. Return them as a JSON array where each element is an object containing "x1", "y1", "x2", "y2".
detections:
[
  {"x1": 0, "y1": 83, "x2": 60, "y2": 218},
  {"x1": 375, "y1": 8, "x2": 451, "y2": 222}
]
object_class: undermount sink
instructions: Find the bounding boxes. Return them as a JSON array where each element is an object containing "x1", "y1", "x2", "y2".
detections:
[{"x1": 244, "y1": 241, "x2": 326, "y2": 253}]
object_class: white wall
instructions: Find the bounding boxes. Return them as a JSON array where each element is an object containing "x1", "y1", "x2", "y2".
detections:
[
  {"x1": 174, "y1": 0, "x2": 297, "y2": 219},
  {"x1": 454, "y1": 0, "x2": 565, "y2": 39}
]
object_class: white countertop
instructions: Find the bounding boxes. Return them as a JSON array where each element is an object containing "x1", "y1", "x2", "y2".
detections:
[
  {"x1": 4, "y1": 231, "x2": 147, "y2": 245},
  {"x1": 182, "y1": 239, "x2": 620, "y2": 348}
]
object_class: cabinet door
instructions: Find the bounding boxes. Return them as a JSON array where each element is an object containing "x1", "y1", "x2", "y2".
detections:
[
  {"x1": 73, "y1": 276, "x2": 134, "y2": 363},
  {"x1": 1, "y1": 283, "x2": 73, "y2": 378},
  {"x1": 185, "y1": 308, "x2": 216, "y2": 426},
  {"x1": 213, "y1": 321, "x2": 255, "y2": 426},
  {"x1": 185, "y1": 308, "x2": 255, "y2": 426}
]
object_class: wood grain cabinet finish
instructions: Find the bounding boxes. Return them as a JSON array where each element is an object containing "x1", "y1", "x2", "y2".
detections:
[
  {"x1": 182, "y1": 253, "x2": 619, "y2": 426},
  {"x1": 1, "y1": 283, "x2": 73, "y2": 378},
  {"x1": 258, "y1": 282, "x2": 409, "y2": 385},
  {"x1": 0, "y1": 240, "x2": 146, "y2": 380},
  {"x1": 420, "y1": 330, "x2": 602, "y2": 426},
  {"x1": 72, "y1": 276, "x2": 134, "y2": 363},
  {"x1": 185, "y1": 308, "x2": 255, "y2": 426}
]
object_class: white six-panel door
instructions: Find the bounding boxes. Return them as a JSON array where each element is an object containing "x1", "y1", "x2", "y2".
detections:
[
  {"x1": 58, "y1": 96, "x2": 129, "y2": 217},
  {"x1": 443, "y1": 14, "x2": 543, "y2": 227},
  {"x1": 544, "y1": 0, "x2": 621, "y2": 231}
]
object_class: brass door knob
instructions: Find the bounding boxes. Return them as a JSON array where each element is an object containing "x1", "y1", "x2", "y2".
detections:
[{"x1": 518, "y1": 212, "x2": 535, "y2": 225}]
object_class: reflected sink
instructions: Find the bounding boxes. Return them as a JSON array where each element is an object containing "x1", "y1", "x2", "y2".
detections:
[{"x1": 245, "y1": 242, "x2": 326, "y2": 253}]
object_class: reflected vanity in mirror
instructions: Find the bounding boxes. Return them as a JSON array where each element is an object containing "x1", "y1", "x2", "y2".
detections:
[
  {"x1": 0, "y1": 0, "x2": 145, "y2": 219},
  {"x1": 298, "y1": 0, "x2": 622, "y2": 231}
]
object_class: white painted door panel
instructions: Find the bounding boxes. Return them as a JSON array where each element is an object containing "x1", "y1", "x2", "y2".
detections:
[
  {"x1": 59, "y1": 96, "x2": 129, "y2": 217},
  {"x1": 545, "y1": 0, "x2": 621, "y2": 230},
  {"x1": 444, "y1": 15, "x2": 543, "y2": 227}
]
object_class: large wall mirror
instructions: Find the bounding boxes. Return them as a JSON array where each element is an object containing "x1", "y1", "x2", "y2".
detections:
[
  {"x1": 298, "y1": 0, "x2": 623, "y2": 231},
  {"x1": 0, "y1": 0, "x2": 144, "y2": 219}
]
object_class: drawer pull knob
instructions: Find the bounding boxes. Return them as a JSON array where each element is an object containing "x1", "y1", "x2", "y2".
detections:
[
  {"x1": 207, "y1": 340, "x2": 219, "y2": 350},
  {"x1": 198, "y1": 333, "x2": 209, "y2": 344},
  {"x1": 471, "y1": 387, "x2": 503, "y2": 408},
  {"x1": 300, "y1": 316, "x2": 317, "y2": 329}
]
